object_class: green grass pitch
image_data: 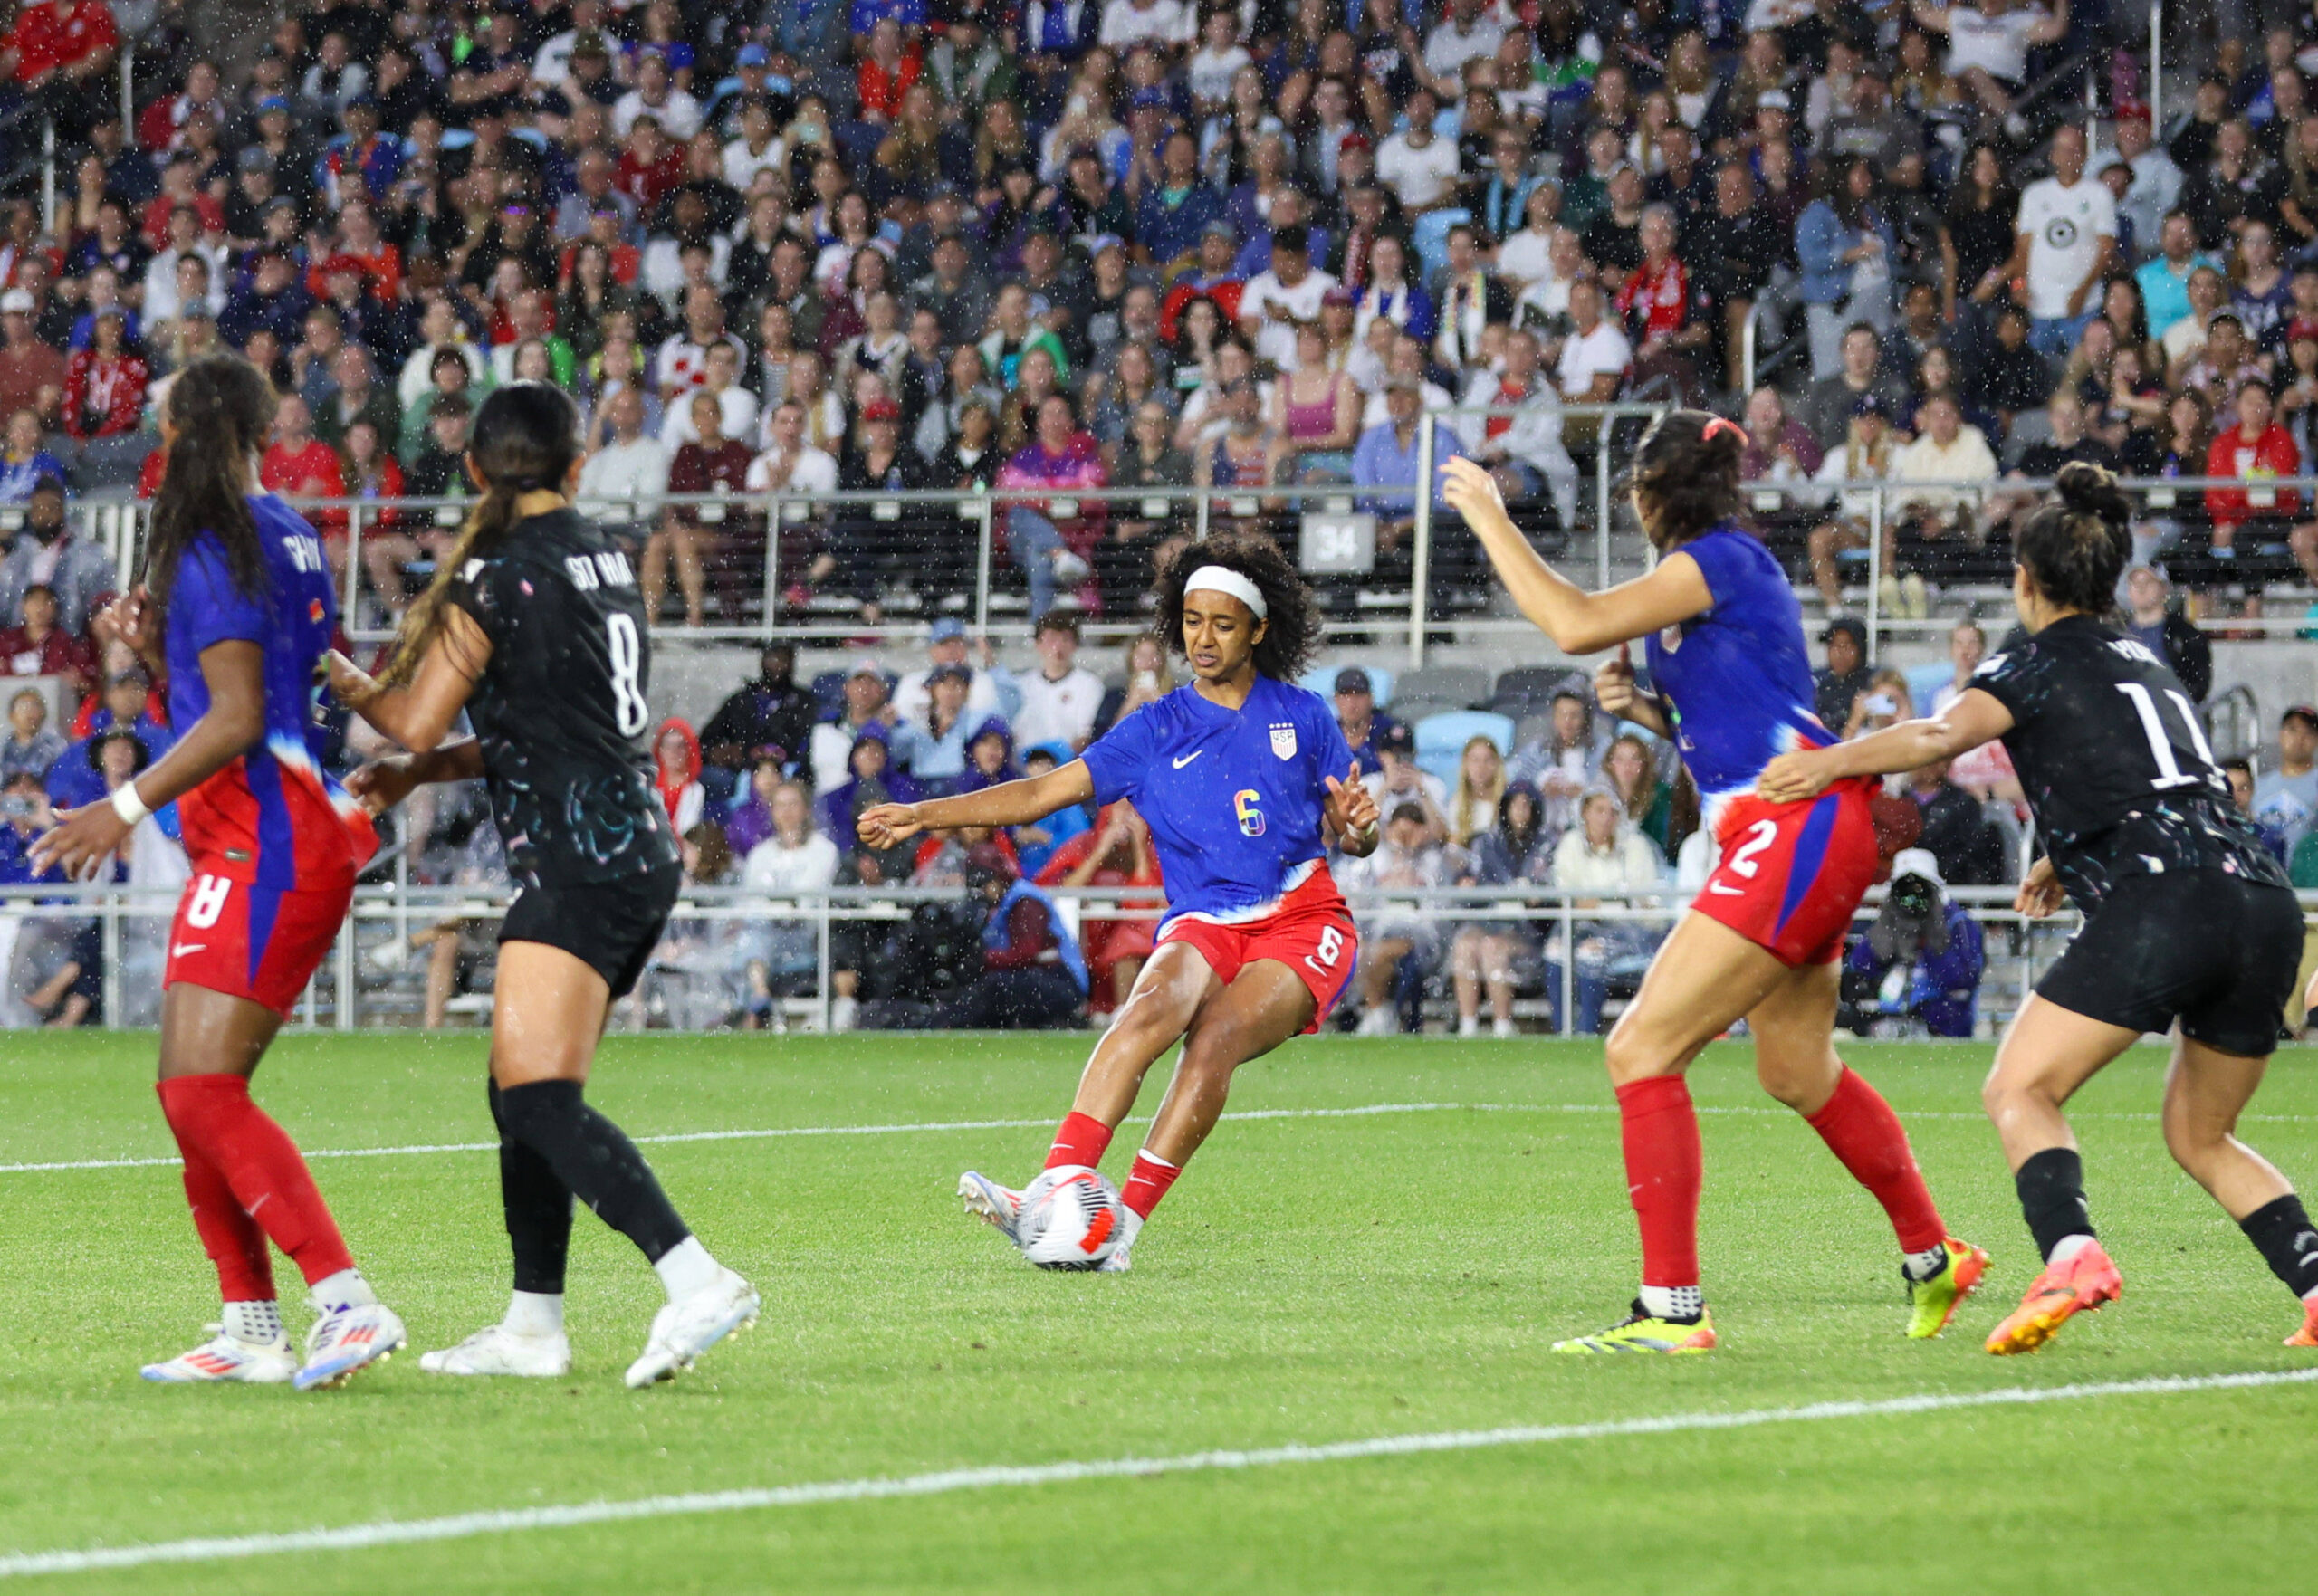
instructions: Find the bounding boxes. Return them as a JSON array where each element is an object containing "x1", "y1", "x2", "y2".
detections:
[{"x1": 3, "y1": 1030, "x2": 2317, "y2": 1594}]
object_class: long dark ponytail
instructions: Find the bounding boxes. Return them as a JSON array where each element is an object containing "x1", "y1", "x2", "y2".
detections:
[
  {"x1": 380, "y1": 381, "x2": 582, "y2": 687},
  {"x1": 143, "y1": 354, "x2": 276, "y2": 621}
]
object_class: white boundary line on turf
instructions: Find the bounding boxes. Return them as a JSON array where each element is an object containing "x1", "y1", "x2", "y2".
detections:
[
  {"x1": 3, "y1": 1366, "x2": 2313, "y2": 1578},
  {"x1": 0, "y1": 1097, "x2": 2305, "y2": 1176}
]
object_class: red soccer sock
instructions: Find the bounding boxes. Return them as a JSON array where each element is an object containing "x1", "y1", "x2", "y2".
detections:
[
  {"x1": 168, "y1": 1129, "x2": 274, "y2": 1304},
  {"x1": 1617, "y1": 1075, "x2": 1702, "y2": 1288},
  {"x1": 156, "y1": 1075, "x2": 356, "y2": 1289},
  {"x1": 1120, "y1": 1149, "x2": 1182, "y2": 1219},
  {"x1": 1804, "y1": 1066, "x2": 1947, "y2": 1255},
  {"x1": 1045, "y1": 1110, "x2": 1115, "y2": 1171}
]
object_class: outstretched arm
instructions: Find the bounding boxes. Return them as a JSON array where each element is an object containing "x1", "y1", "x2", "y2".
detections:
[
  {"x1": 1440, "y1": 457, "x2": 1713, "y2": 655},
  {"x1": 858, "y1": 760, "x2": 1098, "y2": 848},
  {"x1": 1757, "y1": 688, "x2": 2016, "y2": 803},
  {"x1": 328, "y1": 605, "x2": 492, "y2": 753},
  {"x1": 345, "y1": 738, "x2": 487, "y2": 816}
]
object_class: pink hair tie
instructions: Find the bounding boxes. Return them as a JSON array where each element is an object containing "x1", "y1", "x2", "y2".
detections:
[{"x1": 1701, "y1": 416, "x2": 1750, "y2": 447}]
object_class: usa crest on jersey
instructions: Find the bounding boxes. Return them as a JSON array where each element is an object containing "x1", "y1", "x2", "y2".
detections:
[{"x1": 1269, "y1": 722, "x2": 1298, "y2": 760}]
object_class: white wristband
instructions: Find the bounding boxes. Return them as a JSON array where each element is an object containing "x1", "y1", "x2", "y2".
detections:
[{"x1": 110, "y1": 781, "x2": 150, "y2": 827}]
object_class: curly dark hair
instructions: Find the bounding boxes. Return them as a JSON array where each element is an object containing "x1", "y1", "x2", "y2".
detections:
[
  {"x1": 2014, "y1": 460, "x2": 2131, "y2": 615},
  {"x1": 1150, "y1": 531, "x2": 1320, "y2": 683},
  {"x1": 1627, "y1": 406, "x2": 1748, "y2": 550}
]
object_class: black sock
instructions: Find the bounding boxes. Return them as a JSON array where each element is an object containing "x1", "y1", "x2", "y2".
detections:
[
  {"x1": 2238, "y1": 1194, "x2": 2318, "y2": 1299},
  {"x1": 489, "y1": 1079, "x2": 574, "y2": 1295},
  {"x1": 494, "y1": 1079, "x2": 691, "y2": 1266},
  {"x1": 2015, "y1": 1147, "x2": 2096, "y2": 1262}
]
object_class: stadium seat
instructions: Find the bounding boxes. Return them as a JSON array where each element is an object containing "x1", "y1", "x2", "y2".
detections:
[
  {"x1": 1489, "y1": 665, "x2": 1585, "y2": 717},
  {"x1": 1413, "y1": 710, "x2": 1517, "y2": 786},
  {"x1": 1904, "y1": 662, "x2": 1954, "y2": 714},
  {"x1": 1390, "y1": 665, "x2": 1490, "y2": 711}
]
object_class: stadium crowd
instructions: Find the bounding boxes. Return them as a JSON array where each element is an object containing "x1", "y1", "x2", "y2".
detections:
[{"x1": 0, "y1": 0, "x2": 2310, "y2": 1028}]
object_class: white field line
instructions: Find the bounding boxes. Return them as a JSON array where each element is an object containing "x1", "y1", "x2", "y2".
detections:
[
  {"x1": 0, "y1": 1097, "x2": 2305, "y2": 1176},
  {"x1": 4, "y1": 1367, "x2": 2313, "y2": 1578}
]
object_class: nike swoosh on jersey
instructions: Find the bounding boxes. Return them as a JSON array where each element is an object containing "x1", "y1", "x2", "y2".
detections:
[
  {"x1": 1172, "y1": 750, "x2": 1203, "y2": 769},
  {"x1": 1706, "y1": 883, "x2": 1745, "y2": 896},
  {"x1": 171, "y1": 943, "x2": 206, "y2": 956}
]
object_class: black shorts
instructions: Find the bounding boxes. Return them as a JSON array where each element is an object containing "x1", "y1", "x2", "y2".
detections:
[
  {"x1": 2036, "y1": 869, "x2": 2304, "y2": 1057},
  {"x1": 500, "y1": 861, "x2": 684, "y2": 999}
]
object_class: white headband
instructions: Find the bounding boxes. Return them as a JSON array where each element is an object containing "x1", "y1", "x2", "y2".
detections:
[{"x1": 1184, "y1": 564, "x2": 1269, "y2": 619}]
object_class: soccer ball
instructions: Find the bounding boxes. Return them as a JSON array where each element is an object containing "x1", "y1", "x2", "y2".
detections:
[{"x1": 1016, "y1": 1165, "x2": 1126, "y2": 1271}]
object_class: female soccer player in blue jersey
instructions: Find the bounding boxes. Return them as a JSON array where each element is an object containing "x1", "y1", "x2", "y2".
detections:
[
  {"x1": 33, "y1": 356, "x2": 403, "y2": 1390},
  {"x1": 857, "y1": 535, "x2": 1382, "y2": 1270},
  {"x1": 1441, "y1": 414, "x2": 1983, "y2": 1352}
]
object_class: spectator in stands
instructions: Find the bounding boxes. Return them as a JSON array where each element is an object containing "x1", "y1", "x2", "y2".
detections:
[
  {"x1": 1548, "y1": 787, "x2": 1666, "y2": 1036},
  {"x1": 1333, "y1": 666, "x2": 1396, "y2": 776},
  {"x1": 1796, "y1": 157, "x2": 1896, "y2": 380},
  {"x1": 2119, "y1": 565, "x2": 2213, "y2": 702},
  {"x1": 1840, "y1": 848, "x2": 1984, "y2": 1039},
  {"x1": 820, "y1": 721, "x2": 923, "y2": 847},
  {"x1": 49, "y1": 666, "x2": 165, "y2": 808},
  {"x1": 2254, "y1": 705, "x2": 2318, "y2": 854},
  {"x1": 891, "y1": 663, "x2": 981, "y2": 791},
  {"x1": 701, "y1": 646, "x2": 815, "y2": 797},
  {"x1": 1886, "y1": 391, "x2": 1998, "y2": 607},
  {"x1": 0, "y1": 583, "x2": 93, "y2": 694},
  {"x1": 60, "y1": 308, "x2": 146, "y2": 483},
  {"x1": 810, "y1": 658, "x2": 898, "y2": 795},
  {"x1": 2225, "y1": 759, "x2": 2292, "y2": 865},
  {"x1": 1509, "y1": 688, "x2": 1598, "y2": 836},
  {"x1": 1353, "y1": 377, "x2": 1465, "y2": 569},
  {"x1": 866, "y1": 843, "x2": 1087, "y2": 1031},
  {"x1": 2203, "y1": 377, "x2": 2302, "y2": 569},
  {"x1": 1462, "y1": 328, "x2": 1579, "y2": 530},
  {"x1": 1091, "y1": 634, "x2": 1174, "y2": 741},
  {"x1": 0, "y1": 477, "x2": 112, "y2": 635},
  {"x1": 2004, "y1": 123, "x2": 2118, "y2": 358},
  {"x1": 1447, "y1": 781, "x2": 1550, "y2": 1037},
  {"x1": 740, "y1": 779, "x2": 840, "y2": 1028},
  {"x1": 1806, "y1": 392, "x2": 1900, "y2": 613},
  {"x1": 1602, "y1": 732, "x2": 1679, "y2": 859},
  {"x1": 652, "y1": 390, "x2": 754, "y2": 627},
  {"x1": 2136, "y1": 211, "x2": 2217, "y2": 341},
  {"x1": 1553, "y1": 276, "x2": 1631, "y2": 404},
  {"x1": 0, "y1": 688, "x2": 62, "y2": 784},
  {"x1": 651, "y1": 720, "x2": 705, "y2": 835},
  {"x1": 996, "y1": 393, "x2": 1107, "y2": 621},
  {"x1": 1967, "y1": 303, "x2": 2053, "y2": 430},
  {"x1": 1798, "y1": 321, "x2": 1912, "y2": 454},
  {"x1": 0, "y1": 291, "x2": 64, "y2": 429},
  {"x1": 1346, "y1": 800, "x2": 1454, "y2": 1035},
  {"x1": 1815, "y1": 616, "x2": 1873, "y2": 732},
  {"x1": 1365, "y1": 721, "x2": 1451, "y2": 844},
  {"x1": 1907, "y1": 759, "x2": 2005, "y2": 885},
  {"x1": 1446, "y1": 734, "x2": 1508, "y2": 848},
  {"x1": 0, "y1": 408, "x2": 69, "y2": 504},
  {"x1": 997, "y1": 610, "x2": 1105, "y2": 752},
  {"x1": 1846, "y1": 667, "x2": 1916, "y2": 741}
]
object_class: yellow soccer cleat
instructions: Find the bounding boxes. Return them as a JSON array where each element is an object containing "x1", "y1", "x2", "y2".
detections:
[
  {"x1": 1985, "y1": 1240, "x2": 2122, "y2": 1355},
  {"x1": 1552, "y1": 1301, "x2": 1717, "y2": 1354},
  {"x1": 1904, "y1": 1238, "x2": 1991, "y2": 1340}
]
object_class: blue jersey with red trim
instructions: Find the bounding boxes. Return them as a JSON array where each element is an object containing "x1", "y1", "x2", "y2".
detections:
[
  {"x1": 1079, "y1": 674, "x2": 1355, "y2": 926},
  {"x1": 165, "y1": 492, "x2": 377, "y2": 888},
  {"x1": 1643, "y1": 523, "x2": 1834, "y2": 836}
]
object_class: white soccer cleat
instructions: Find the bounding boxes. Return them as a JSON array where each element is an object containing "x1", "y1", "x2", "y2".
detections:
[
  {"x1": 959, "y1": 1170, "x2": 1025, "y2": 1244},
  {"x1": 140, "y1": 1327, "x2": 298, "y2": 1384},
  {"x1": 1096, "y1": 1208, "x2": 1144, "y2": 1274},
  {"x1": 624, "y1": 1268, "x2": 760, "y2": 1389},
  {"x1": 418, "y1": 1324, "x2": 572, "y2": 1378},
  {"x1": 1356, "y1": 1006, "x2": 1396, "y2": 1037},
  {"x1": 294, "y1": 1300, "x2": 407, "y2": 1391}
]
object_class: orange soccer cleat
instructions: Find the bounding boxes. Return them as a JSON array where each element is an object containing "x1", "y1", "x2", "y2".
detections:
[
  {"x1": 1984, "y1": 1240, "x2": 2122, "y2": 1356},
  {"x1": 2284, "y1": 1299, "x2": 2318, "y2": 1348}
]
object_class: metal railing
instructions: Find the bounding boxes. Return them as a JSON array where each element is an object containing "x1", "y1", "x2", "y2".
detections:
[
  {"x1": 11, "y1": 877, "x2": 2313, "y2": 1039},
  {"x1": 50, "y1": 461, "x2": 2318, "y2": 663}
]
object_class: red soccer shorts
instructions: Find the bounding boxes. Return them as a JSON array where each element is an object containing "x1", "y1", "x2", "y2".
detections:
[
  {"x1": 164, "y1": 865, "x2": 354, "y2": 1018},
  {"x1": 1691, "y1": 779, "x2": 1878, "y2": 967},
  {"x1": 1156, "y1": 865, "x2": 1359, "y2": 1032}
]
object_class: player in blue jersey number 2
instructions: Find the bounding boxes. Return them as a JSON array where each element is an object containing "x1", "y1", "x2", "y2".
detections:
[
  {"x1": 1442, "y1": 415, "x2": 1983, "y2": 1352},
  {"x1": 857, "y1": 536, "x2": 1382, "y2": 1271}
]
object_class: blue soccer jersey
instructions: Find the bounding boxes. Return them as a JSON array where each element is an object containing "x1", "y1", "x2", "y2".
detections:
[
  {"x1": 1643, "y1": 523, "x2": 1834, "y2": 828},
  {"x1": 165, "y1": 493, "x2": 376, "y2": 889},
  {"x1": 1079, "y1": 674, "x2": 1355, "y2": 927}
]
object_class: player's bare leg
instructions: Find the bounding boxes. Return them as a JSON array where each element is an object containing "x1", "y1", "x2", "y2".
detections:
[
  {"x1": 1980, "y1": 996, "x2": 2136, "y2": 1352},
  {"x1": 1751, "y1": 961, "x2": 1982, "y2": 1336},
  {"x1": 456, "y1": 942, "x2": 754, "y2": 1388},
  {"x1": 1103, "y1": 960, "x2": 1317, "y2": 1266},
  {"x1": 961, "y1": 941, "x2": 1217, "y2": 1242},
  {"x1": 147, "y1": 985, "x2": 402, "y2": 1390},
  {"x1": 2161, "y1": 1037, "x2": 2318, "y2": 1343}
]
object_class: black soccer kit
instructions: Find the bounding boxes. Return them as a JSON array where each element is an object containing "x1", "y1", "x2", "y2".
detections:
[
  {"x1": 1968, "y1": 614, "x2": 2300, "y2": 1056},
  {"x1": 448, "y1": 507, "x2": 685, "y2": 997}
]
